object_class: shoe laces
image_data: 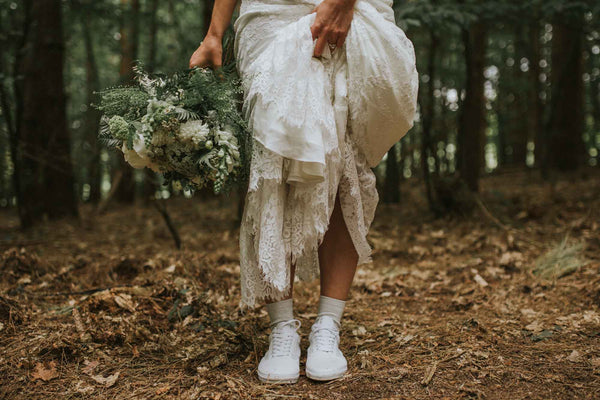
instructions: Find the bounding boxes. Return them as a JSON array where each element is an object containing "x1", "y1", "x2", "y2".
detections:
[
  {"x1": 310, "y1": 316, "x2": 340, "y2": 353},
  {"x1": 269, "y1": 319, "x2": 301, "y2": 357}
]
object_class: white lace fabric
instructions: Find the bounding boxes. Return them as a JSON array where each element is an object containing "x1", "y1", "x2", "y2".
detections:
[{"x1": 234, "y1": 0, "x2": 418, "y2": 309}]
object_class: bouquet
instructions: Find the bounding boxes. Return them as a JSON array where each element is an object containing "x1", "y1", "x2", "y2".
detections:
[{"x1": 94, "y1": 65, "x2": 249, "y2": 194}]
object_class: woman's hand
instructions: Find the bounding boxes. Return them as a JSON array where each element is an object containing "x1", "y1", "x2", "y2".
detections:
[
  {"x1": 310, "y1": 0, "x2": 357, "y2": 57},
  {"x1": 189, "y1": 34, "x2": 223, "y2": 69}
]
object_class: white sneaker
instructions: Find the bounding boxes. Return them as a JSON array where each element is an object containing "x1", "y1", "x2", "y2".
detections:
[
  {"x1": 306, "y1": 315, "x2": 348, "y2": 381},
  {"x1": 257, "y1": 319, "x2": 302, "y2": 384}
]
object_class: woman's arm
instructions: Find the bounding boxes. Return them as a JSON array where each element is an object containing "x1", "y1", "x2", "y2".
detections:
[
  {"x1": 310, "y1": 0, "x2": 358, "y2": 57},
  {"x1": 189, "y1": 0, "x2": 239, "y2": 69}
]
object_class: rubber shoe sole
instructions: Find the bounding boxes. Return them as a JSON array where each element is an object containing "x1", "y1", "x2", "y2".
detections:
[
  {"x1": 257, "y1": 370, "x2": 299, "y2": 384},
  {"x1": 305, "y1": 366, "x2": 347, "y2": 381}
]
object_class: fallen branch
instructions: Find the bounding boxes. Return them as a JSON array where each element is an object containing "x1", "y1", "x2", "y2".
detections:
[
  {"x1": 96, "y1": 169, "x2": 123, "y2": 214},
  {"x1": 421, "y1": 349, "x2": 467, "y2": 386},
  {"x1": 27, "y1": 284, "x2": 135, "y2": 298},
  {"x1": 421, "y1": 360, "x2": 438, "y2": 386},
  {"x1": 475, "y1": 195, "x2": 544, "y2": 248},
  {"x1": 153, "y1": 199, "x2": 181, "y2": 249}
]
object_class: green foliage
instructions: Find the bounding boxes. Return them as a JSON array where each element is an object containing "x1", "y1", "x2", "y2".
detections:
[
  {"x1": 95, "y1": 65, "x2": 249, "y2": 195},
  {"x1": 395, "y1": 0, "x2": 594, "y2": 30},
  {"x1": 94, "y1": 87, "x2": 151, "y2": 120}
]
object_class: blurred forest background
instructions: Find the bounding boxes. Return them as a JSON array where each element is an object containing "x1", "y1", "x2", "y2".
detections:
[
  {"x1": 1, "y1": 0, "x2": 600, "y2": 399},
  {"x1": 0, "y1": 0, "x2": 599, "y2": 225}
]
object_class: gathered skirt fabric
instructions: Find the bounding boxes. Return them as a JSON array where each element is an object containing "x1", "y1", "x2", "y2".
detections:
[{"x1": 234, "y1": 0, "x2": 418, "y2": 308}]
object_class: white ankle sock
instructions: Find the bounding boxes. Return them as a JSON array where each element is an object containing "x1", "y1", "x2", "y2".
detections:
[
  {"x1": 317, "y1": 295, "x2": 346, "y2": 325},
  {"x1": 266, "y1": 298, "x2": 294, "y2": 326}
]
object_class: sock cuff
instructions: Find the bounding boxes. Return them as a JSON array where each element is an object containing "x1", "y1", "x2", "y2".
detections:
[
  {"x1": 320, "y1": 295, "x2": 346, "y2": 304},
  {"x1": 266, "y1": 298, "x2": 294, "y2": 326},
  {"x1": 317, "y1": 295, "x2": 346, "y2": 323}
]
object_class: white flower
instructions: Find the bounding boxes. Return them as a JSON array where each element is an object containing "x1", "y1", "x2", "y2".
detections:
[
  {"x1": 179, "y1": 120, "x2": 210, "y2": 146},
  {"x1": 121, "y1": 133, "x2": 159, "y2": 171},
  {"x1": 225, "y1": 155, "x2": 234, "y2": 173}
]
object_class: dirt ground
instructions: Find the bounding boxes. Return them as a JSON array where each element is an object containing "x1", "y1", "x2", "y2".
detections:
[{"x1": 1, "y1": 169, "x2": 599, "y2": 399}]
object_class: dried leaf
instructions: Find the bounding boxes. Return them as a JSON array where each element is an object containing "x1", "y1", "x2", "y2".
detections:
[
  {"x1": 82, "y1": 360, "x2": 100, "y2": 375},
  {"x1": 567, "y1": 350, "x2": 582, "y2": 363},
  {"x1": 156, "y1": 385, "x2": 171, "y2": 395},
  {"x1": 114, "y1": 294, "x2": 136, "y2": 313},
  {"x1": 525, "y1": 320, "x2": 543, "y2": 333},
  {"x1": 90, "y1": 372, "x2": 120, "y2": 387},
  {"x1": 31, "y1": 361, "x2": 58, "y2": 382},
  {"x1": 473, "y1": 273, "x2": 489, "y2": 287},
  {"x1": 352, "y1": 326, "x2": 367, "y2": 337}
]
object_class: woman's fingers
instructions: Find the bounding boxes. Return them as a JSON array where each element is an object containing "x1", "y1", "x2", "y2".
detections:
[
  {"x1": 189, "y1": 44, "x2": 222, "y2": 69},
  {"x1": 212, "y1": 52, "x2": 222, "y2": 68},
  {"x1": 189, "y1": 50, "x2": 205, "y2": 68},
  {"x1": 313, "y1": 30, "x2": 347, "y2": 57},
  {"x1": 310, "y1": 19, "x2": 322, "y2": 41},
  {"x1": 313, "y1": 34, "x2": 330, "y2": 57},
  {"x1": 189, "y1": 57, "x2": 205, "y2": 69}
]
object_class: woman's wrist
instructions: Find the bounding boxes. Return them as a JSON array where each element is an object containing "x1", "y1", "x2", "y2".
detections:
[
  {"x1": 205, "y1": 29, "x2": 225, "y2": 41},
  {"x1": 330, "y1": 0, "x2": 357, "y2": 10}
]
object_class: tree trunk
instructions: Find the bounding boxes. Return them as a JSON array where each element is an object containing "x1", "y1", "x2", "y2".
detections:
[
  {"x1": 80, "y1": 3, "x2": 102, "y2": 203},
  {"x1": 420, "y1": 30, "x2": 438, "y2": 210},
  {"x1": 458, "y1": 23, "x2": 487, "y2": 192},
  {"x1": 528, "y1": 22, "x2": 543, "y2": 169},
  {"x1": 505, "y1": 26, "x2": 529, "y2": 166},
  {"x1": 495, "y1": 39, "x2": 509, "y2": 167},
  {"x1": 19, "y1": 0, "x2": 78, "y2": 227},
  {"x1": 587, "y1": 42, "x2": 600, "y2": 166},
  {"x1": 0, "y1": 48, "x2": 16, "y2": 203},
  {"x1": 547, "y1": 19, "x2": 585, "y2": 171},
  {"x1": 147, "y1": 0, "x2": 159, "y2": 73},
  {"x1": 116, "y1": 0, "x2": 140, "y2": 203},
  {"x1": 9, "y1": 0, "x2": 32, "y2": 224},
  {"x1": 143, "y1": 0, "x2": 160, "y2": 201},
  {"x1": 382, "y1": 145, "x2": 400, "y2": 203}
]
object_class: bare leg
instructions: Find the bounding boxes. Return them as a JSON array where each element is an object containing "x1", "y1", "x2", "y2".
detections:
[{"x1": 318, "y1": 188, "x2": 358, "y2": 301}]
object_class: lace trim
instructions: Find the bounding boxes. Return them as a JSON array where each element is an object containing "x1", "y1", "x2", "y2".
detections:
[{"x1": 238, "y1": 131, "x2": 378, "y2": 309}]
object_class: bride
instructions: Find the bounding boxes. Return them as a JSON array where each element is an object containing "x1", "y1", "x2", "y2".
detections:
[{"x1": 190, "y1": 0, "x2": 417, "y2": 384}]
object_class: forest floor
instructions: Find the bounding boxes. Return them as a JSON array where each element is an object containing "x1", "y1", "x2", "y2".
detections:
[{"x1": 1, "y1": 169, "x2": 600, "y2": 399}]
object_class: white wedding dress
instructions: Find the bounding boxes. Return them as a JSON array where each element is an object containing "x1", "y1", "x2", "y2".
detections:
[{"x1": 233, "y1": 0, "x2": 418, "y2": 308}]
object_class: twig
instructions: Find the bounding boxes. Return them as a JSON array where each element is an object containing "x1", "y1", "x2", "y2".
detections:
[
  {"x1": 440, "y1": 349, "x2": 467, "y2": 363},
  {"x1": 153, "y1": 199, "x2": 182, "y2": 249},
  {"x1": 72, "y1": 306, "x2": 91, "y2": 342},
  {"x1": 475, "y1": 195, "x2": 544, "y2": 248},
  {"x1": 96, "y1": 169, "x2": 123, "y2": 214},
  {"x1": 27, "y1": 284, "x2": 135, "y2": 298},
  {"x1": 474, "y1": 195, "x2": 511, "y2": 231},
  {"x1": 421, "y1": 349, "x2": 467, "y2": 386},
  {"x1": 421, "y1": 360, "x2": 438, "y2": 386}
]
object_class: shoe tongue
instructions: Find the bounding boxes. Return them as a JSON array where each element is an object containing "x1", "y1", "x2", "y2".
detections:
[
  {"x1": 274, "y1": 319, "x2": 298, "y2": 331},
  {"x1": 315, "y1": 315, "x2": 339, "y2": 330}
]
